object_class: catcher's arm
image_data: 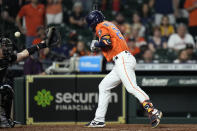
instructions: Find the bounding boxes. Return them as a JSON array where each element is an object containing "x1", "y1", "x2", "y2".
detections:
[
  {"x1": 16, "y1": 49, "x2": 29, "y2": 62},
  {"x1": 16, "y1": 27, "x2": 61, "y2": 62}
]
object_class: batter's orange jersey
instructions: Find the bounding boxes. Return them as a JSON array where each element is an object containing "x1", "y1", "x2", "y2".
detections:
[{"x1": 95, "y1": 21, "x2": 129, "y2": 61}]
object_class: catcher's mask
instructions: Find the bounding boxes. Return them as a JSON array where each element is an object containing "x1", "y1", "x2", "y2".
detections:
[{"x1": 0, "y1": 37, "x2": 14, "y2": 59}]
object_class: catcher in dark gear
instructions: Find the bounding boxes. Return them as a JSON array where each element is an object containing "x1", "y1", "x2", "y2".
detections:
[{"x1": 0, "y1": 26, "x2": 60, "y2": 128}]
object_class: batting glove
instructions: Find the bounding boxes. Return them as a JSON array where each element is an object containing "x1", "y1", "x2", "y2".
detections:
[{"x1": 90, "y1": 40, "x2": 99, "y2": 52}]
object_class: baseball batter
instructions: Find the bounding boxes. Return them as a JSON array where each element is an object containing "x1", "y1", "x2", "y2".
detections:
[{"x1": 85, "y1": 10, "x2": 162, "y2": 128}]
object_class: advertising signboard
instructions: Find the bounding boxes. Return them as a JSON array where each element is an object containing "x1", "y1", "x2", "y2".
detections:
[
  {"x1": 78, "y1": 56, "x2": 103, "y2": 72},
  {"x1": 25, "y1": 75, "x2": 126, "y2": 124}
]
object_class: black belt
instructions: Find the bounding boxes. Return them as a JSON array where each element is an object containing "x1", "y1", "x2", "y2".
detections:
[{"x1": 114, "y1": 51, "x2": 129, "y2": 61}]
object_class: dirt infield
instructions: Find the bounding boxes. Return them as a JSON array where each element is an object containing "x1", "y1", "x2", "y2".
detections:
[{"x1": 1, "y1": 124, "x2": 197, "y2": 131}]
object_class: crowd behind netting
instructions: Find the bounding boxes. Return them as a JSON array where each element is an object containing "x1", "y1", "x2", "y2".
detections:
[{"x1": 0, "y1": 0, "x2": 197, "y2": 74}]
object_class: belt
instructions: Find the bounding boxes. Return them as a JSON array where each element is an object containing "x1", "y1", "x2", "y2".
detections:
[{"x1": 113, "y1": 51, "x2": 129, "y2": 61}]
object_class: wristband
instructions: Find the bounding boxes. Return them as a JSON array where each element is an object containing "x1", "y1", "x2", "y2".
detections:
[
  {"x1": 27, "y1": 46, "x2": 38, "y2": 55},
  {"x1": 37, "y1": 42, "x2": 47, "y2": 49},
  {"x1": 27, "y1": 42, "x2": 47, "y2": 55}
]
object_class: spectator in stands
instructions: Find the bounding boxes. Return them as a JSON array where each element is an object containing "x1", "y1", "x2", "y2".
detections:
[
  {"x1": 153, "y1": 0, "x2": 179, "y2": 25},
  {"x1": 132, "y1": 12, "x2": 146, "y2": 37},
  {"x1": 129, "y1": 27, "x2": 147, "y2": 47},
  {"x1": 174, "y1": 49, "x2": 191, "y2": 63},
  {"x1": 0, "y1": 0, "x2": 21, "y2": 36},
  {"x1": 113, "y1": 12, "x2": 125, "y2": 33},
  {"x1": 113, "y1": 0, "x2": 120, "y2": 13},
  {"x1": 148, "y1": 26, "x2": 167, "y2": 52},
  {"x1": 79, "y1": 0, "x2": 93, "y2": 12},
  {"x1": 140, "y1": 3, "x2": 154, "y2": 26},
  {"x1": 66, "y1": 30, "x2": 78, "y2": 52},
  {"x1": 185, "y1": 43, "x2": 197, "y2": 60},
  {"x1": 160, "y1": 16, "x2": 175, "y2": 38},
  {"x1": 46, "y1": 0, "x2": 63, "y2": 25},
  {"x1": 50, "y1": 43, "x2": 68, "y2": 61},
  {"x1": 101, "y1": 0, "x2": 120, "y2": 13},
  {"x1": 112, "y1": 12, "x2": 131, "y2": 37},
  {"x1": 69, "y1": 41, "x2": 90, "y2": 57},
  {"x1": 0, "y1": 0, "x2": 19, "y2": 24},
  {"x1": 24, "y1": 56, "x2": 44, "y2": 75},
  {"x1": 140, "y1": 3, "x2": 154, "y2": 37},
  {"x1": 127, "y1": 38, "x2": 140, "y2": 56},
  {"x1": 16, "y1": 0, "x2": 46, "y2": 48},
  {"x1": 141, "y1": 49, "x2": 154, "y2": 63},
  {"x1": 69, "y1": 2, "x2": 85, "y2": 28},
  {"x1": 175, "y1": 0, "x2": 189, "y2": 24},
  {"x1": 184, "y1": 0, "x2": 197, "y2": 39},
  {"x1": 148, "y1": 0, "x2": 155, "y2": 12},
  {"x1": 168, "y1": 23, "x2": 195, "y2": 51}
]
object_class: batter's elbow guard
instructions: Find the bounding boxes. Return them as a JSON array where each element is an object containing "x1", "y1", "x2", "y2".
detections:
[{"x1": 98, "y1": 35, "x2": 112, "y2": 47}]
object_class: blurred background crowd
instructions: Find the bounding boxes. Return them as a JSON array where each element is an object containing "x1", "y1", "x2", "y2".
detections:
[{"x1": 0, "y1": 0, "x2": 197, "y2": 75}]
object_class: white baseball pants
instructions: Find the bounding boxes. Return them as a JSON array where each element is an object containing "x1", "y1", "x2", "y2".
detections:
[{"x1": 94, "y1": 51, "x2": 150, "y2": 122}]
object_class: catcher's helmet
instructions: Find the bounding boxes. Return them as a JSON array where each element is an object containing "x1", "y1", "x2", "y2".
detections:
[{"x1": 85, "y1": 10, "x2": 105, "y2": 30}]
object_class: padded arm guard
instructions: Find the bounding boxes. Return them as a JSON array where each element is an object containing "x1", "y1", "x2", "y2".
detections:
[{"x1": 95, "y1": 35, "x2": 111, "y2": 47}]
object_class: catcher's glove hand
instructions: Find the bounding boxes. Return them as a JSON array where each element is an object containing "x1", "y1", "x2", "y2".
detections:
[{"x1": 45, "y1": 26, "x2": 61, "y2": 47}]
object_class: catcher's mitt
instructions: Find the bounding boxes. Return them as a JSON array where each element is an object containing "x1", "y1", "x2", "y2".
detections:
[{"x1": 45, "y1": 26, "x2": 61, "y2": 47}]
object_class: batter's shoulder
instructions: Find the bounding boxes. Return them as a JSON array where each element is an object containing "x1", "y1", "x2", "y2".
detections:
[{"x1": 96, "y1": 21, "x2": 106, "y2": 30}]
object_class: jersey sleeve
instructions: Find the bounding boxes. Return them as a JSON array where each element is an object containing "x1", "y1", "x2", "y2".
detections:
[
  {"x1": 18, "y1": 6, "x2": 26, "y2": 18},
  {"x1": 95, "y1": 27, "x2": 112, "y2": 47},
  {"x1": 96, "y1": 27, "x2": 109, "y2": 40}
]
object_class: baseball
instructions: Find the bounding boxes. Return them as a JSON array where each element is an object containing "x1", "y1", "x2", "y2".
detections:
[{"x1": 14, "y1": 31, "x2": 21, "y2": 37}]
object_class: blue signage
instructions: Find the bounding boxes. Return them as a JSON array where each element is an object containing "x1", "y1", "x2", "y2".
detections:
[{"x1": 78, "y1": 56, "x2": 103, "y2": 72}]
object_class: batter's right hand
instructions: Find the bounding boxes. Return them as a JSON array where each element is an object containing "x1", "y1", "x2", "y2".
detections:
[{"x1": 90, "y1": 40, "x2": 99, "y2": 51}]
